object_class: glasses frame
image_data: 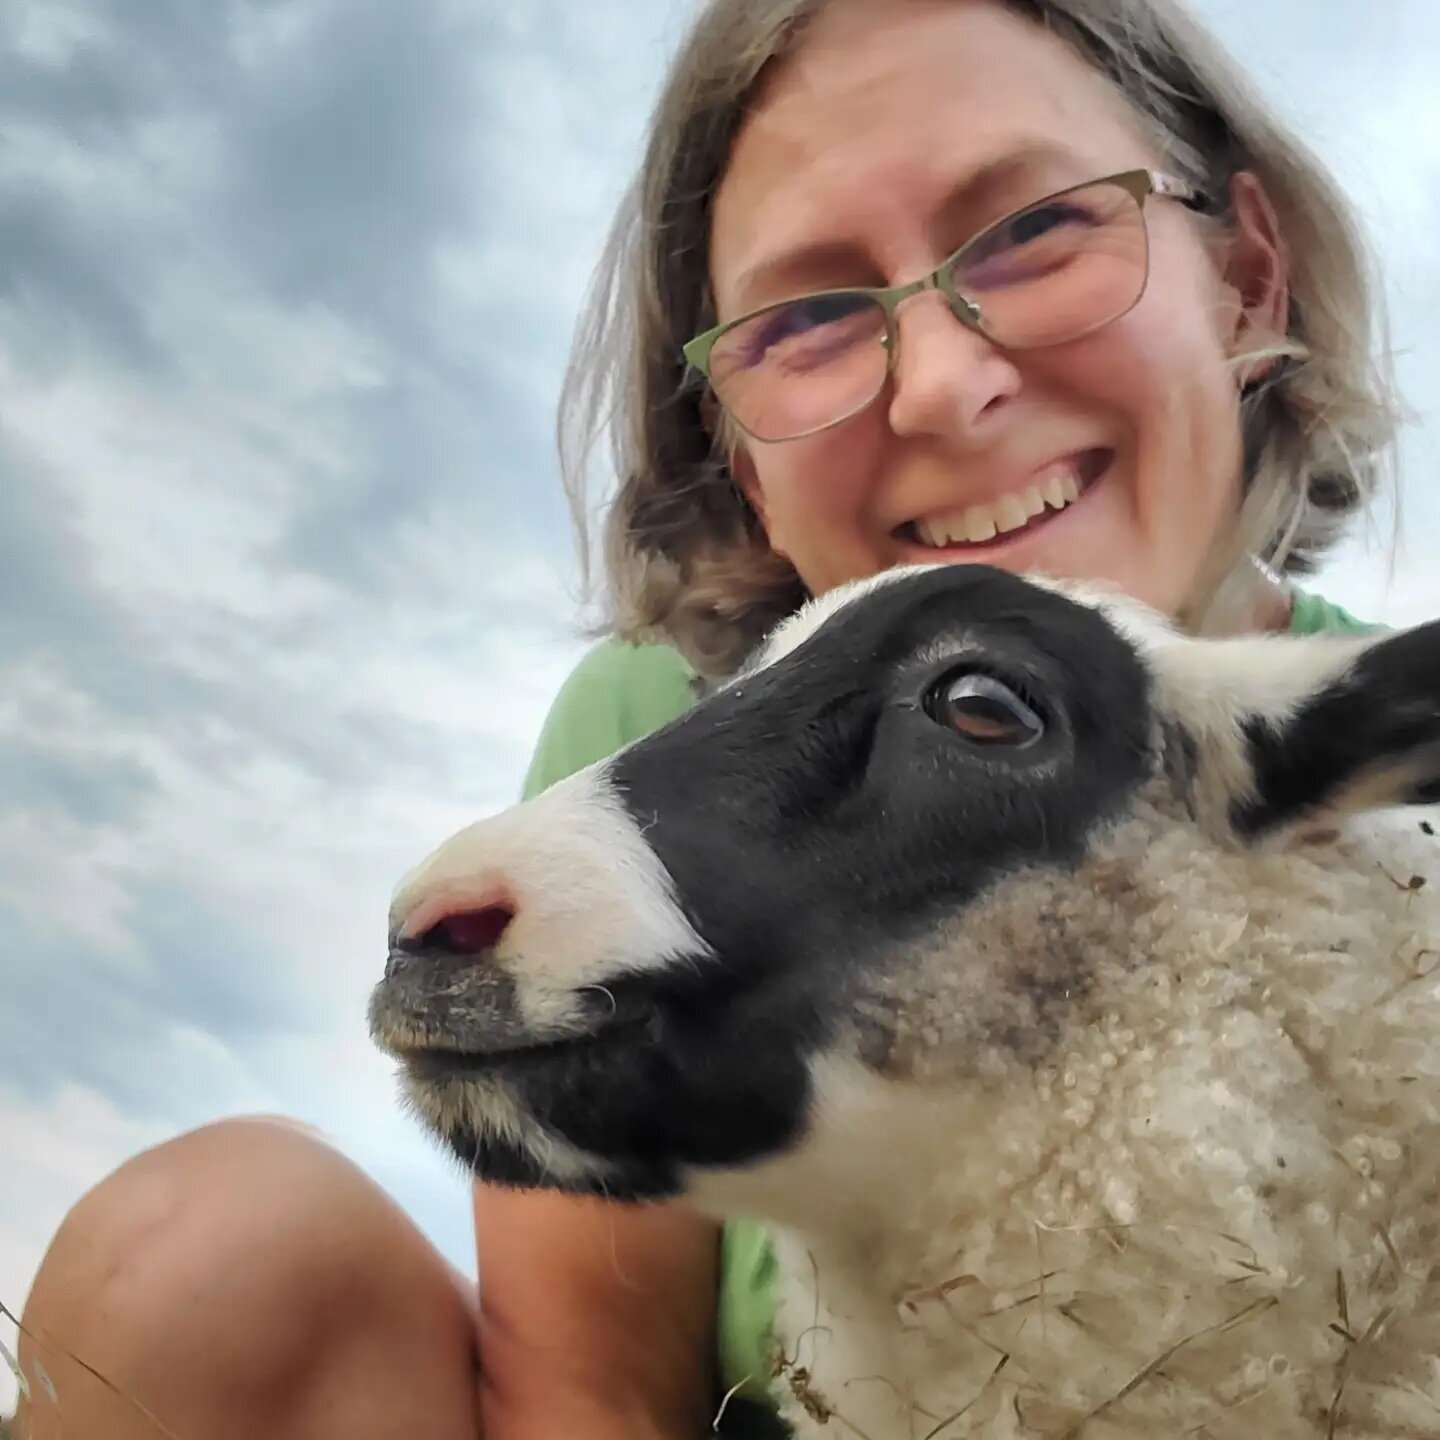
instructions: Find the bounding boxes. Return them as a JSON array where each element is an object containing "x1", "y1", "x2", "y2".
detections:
[{"x1": 682, "y1": 167, "x2": 1205, "y2": 444}]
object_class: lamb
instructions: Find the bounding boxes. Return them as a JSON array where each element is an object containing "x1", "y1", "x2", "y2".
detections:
[{"x1": 370, "y1": 564, "x2": 1440, "y2": 1439}]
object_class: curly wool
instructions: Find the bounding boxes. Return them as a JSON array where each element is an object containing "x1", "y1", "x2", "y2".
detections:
[{"x1": 741, "y1": 797, "x2": 1440, "y2": 1439}]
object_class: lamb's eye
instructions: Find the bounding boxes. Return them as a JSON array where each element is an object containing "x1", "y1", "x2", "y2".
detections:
[{"x1": 927, "y1": 672, "x2": 1044, "y2": 748}]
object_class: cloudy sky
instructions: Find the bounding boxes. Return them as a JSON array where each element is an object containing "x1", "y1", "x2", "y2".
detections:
[{"x1": 1, "y1": 0, "x2": 1437, "y2": 1420}]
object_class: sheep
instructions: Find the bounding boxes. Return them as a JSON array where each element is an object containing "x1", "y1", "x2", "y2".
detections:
[{"x1": 371, "y1": 564, "x2": 1440, "y2": 1439}]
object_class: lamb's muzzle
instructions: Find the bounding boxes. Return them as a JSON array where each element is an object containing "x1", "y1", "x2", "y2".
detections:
[{"x1": 374, "y1": 762, "x2": 708, "y2": 1063}]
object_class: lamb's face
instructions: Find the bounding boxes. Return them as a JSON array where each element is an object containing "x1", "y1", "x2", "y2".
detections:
[
  {"x1": 371, "y1": 567, "x2": 1160, "y2": 1198},
  {"x1": 369, "y1": 566, "x2": 1440, "y2": 1206}
]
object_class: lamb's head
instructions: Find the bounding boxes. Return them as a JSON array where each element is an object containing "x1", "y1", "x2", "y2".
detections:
[{"x1": 370, "y1": 565, "x2": 1440, "y2": 1219}]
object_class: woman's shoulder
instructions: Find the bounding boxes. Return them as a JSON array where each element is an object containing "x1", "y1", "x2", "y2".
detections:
[
  {"x1": 522, "y1": 636, "x2": 697, "y2": 799},
  {"x1": 1288, "y1": 586, "x2": 1381, "y2": 636}
]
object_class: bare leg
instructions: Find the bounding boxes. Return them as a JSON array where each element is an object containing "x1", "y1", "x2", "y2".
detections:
[{"x1": 14, "y1": 1116, "x2": 481, "y2": 1440}]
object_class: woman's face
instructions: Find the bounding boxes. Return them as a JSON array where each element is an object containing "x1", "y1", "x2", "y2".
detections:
[{"x1": 708, "y1": 0, "x2": 1288, "y2": 618}]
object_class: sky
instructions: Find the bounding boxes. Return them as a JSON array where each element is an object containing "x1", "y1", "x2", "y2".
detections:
[{"x1": 1, "y1": 0, "x2": 1437, "y2": 1421}]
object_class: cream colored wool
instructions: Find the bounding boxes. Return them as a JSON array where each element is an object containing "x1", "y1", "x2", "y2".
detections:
[{"x1": 698, "y1": 795, "x2": 1440, "y2": 1439}]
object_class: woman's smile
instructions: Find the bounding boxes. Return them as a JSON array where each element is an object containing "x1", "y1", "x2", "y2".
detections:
[{"x1": 890, "y1": 445, "x2": 1113, "y2": 559}]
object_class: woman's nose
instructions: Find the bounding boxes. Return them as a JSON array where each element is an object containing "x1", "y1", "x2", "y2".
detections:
[{"x1": 886, "y1": 291, "x2": 1022, "y2": 443}]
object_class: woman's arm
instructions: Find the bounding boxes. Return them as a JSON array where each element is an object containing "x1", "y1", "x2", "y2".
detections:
[{"x1": 473, "y1": 1181, "x2": 721, "y2": 1440}]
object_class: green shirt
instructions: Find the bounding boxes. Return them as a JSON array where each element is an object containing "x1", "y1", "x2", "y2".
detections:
[{"x1": 519, "y1": 586, "x2": 1375, "y2": 1408}]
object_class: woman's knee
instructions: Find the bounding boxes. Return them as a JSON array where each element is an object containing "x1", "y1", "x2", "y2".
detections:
[
  {"x1": 26, "y1": 1119, "x2": 343, "y2": 1364},
  {"x1": 21, "y1": 1115, "x2": 479, "y2": 1433}
]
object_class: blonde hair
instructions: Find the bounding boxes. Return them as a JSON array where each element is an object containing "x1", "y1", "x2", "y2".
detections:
[{"x1": 559, "y1": 0, "x2": 1400, "y2": 678}]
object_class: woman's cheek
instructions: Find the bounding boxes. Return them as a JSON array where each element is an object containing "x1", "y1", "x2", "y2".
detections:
[
  {"x1": 745, "y1": 431, "x2": 874, "y2": 588},
  {"x1": 772, "y1": 427, "x2": 882, "y2": 529}
]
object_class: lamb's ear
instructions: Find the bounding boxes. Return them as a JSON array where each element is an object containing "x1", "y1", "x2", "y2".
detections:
[{"x1": 1227, "y1": 620, "x2": 1440, "y2": 839}]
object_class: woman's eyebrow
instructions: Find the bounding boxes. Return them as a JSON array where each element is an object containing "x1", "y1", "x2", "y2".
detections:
[{"x1": 725, "y1": 139, "x2": 1094, "y2": 314}]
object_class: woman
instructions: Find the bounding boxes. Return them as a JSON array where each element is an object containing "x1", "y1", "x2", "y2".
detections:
[{"x1": 17, "y1": 1, "x2": 1396, "y2": 1437}]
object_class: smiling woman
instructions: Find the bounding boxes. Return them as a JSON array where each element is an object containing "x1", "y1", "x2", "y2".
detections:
[
  {"x1": 565, "y1": 1, "x2": 1396, "y2": 682},
  {"x1": 12, "y1": 1, "x2": 1402, "y2": 1439}
]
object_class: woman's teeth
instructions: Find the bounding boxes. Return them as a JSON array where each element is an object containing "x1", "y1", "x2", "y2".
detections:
[{"x1": 913, "y1": 463, "x2": 1083, "y2": 548}]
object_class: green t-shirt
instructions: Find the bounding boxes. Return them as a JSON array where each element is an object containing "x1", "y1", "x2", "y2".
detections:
[{"x1": 519, "y1": 586, "x2": 1375, "y2": 1408}]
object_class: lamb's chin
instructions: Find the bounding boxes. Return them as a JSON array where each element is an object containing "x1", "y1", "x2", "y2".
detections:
[{"x1": 398, "y1": 1056, "x2": 701, "y2": 1203}]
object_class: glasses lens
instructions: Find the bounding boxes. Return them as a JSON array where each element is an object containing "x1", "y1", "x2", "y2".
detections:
[
  {"x1": 706, "y1": 292, "x2": 888, "y2": 442},
  {"x1": 949, "y1": 179, "x2": 1149, "y2": 348}
]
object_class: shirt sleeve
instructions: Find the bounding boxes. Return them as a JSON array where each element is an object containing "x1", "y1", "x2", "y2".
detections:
[{"x1": 521, "y1": 638, "x2": 696, "y2": 801}]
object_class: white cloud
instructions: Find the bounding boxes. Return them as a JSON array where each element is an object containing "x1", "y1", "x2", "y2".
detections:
[
  {"x1": 3, "y1": 0, "x2": 109, "y2": 70},
  {"x1": 0, "y1": 803, "x2": 145, "y2": 971}
]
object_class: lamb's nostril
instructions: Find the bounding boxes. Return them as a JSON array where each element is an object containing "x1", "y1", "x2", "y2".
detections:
[
  {"x1": 385, "y1": 901, "x2": 515, "y2": 980},
  {"x1": 390, "y1": 881, "x2": 519, "y2": 957},
  {"x1": 420, "y1": 903, "x2": 515, "y2": 955}
]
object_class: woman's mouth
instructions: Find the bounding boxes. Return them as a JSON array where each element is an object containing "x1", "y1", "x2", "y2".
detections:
[{"x1": 894, "y1": 448, "x2": 1112, "y2": 553}]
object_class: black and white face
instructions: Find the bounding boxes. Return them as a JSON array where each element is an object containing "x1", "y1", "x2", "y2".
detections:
[{"x1": 369, "y1": 566, "x2": 1440, "y2": 1207}]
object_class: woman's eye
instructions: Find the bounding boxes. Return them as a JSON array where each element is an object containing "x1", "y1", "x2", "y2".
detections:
[
  {"x1": 927, "y1": 672, "x2": 1045, "y2": 748},
  {"x1": 1008, "y1": 200, "x2": 1082, "y2": 244},
  {"x1": 1000, "y1": 202, "x2": 1079, "y2": 247},
  {"x1": 744, "y1": 293, "x2": 876, "y2": 358},
  {"x1": 963, "y1": 200, "x2": 1092, "y2": 268}
]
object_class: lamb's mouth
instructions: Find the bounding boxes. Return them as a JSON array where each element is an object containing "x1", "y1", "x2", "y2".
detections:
[
  {"x1": 394, "y1": 1012, "x2": 652, "y2": 1079},
  {"x1": 370, "y1": 958, "x2": 658, "y2": 1076},
  {"x1": 894, "y1": 447, "x2": 1111, "y2": 551}
]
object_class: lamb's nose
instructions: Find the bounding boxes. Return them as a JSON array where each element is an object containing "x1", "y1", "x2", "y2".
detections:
[{"x1": 385, "y1": 887, "x2": 516, "y2": 978}]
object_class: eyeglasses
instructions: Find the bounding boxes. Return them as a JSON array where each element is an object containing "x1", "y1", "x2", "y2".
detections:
[{"x1": 682, "y1": 168, "x2": 1204, "y2": 444}]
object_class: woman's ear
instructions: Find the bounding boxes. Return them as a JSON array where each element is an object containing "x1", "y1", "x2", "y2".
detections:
[{"x1": 1221, "y1": 170, "x2": 1292, "y2": 387}]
